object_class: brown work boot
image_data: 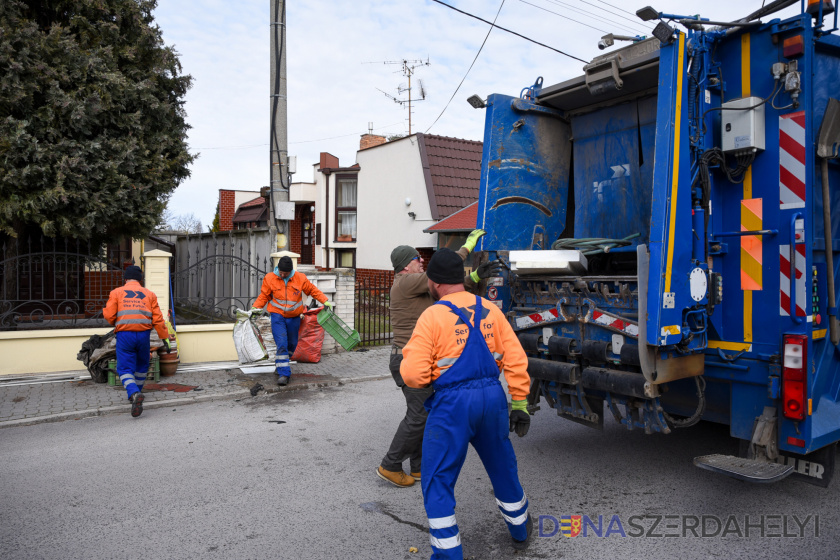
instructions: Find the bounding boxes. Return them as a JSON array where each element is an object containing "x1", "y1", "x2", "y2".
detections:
[
  {"x1": 376, "y1": 466, "x2": 415, "y2": 487},
  {"x1": 410, "y1": 471, "x2": 421, "y2": 482}
]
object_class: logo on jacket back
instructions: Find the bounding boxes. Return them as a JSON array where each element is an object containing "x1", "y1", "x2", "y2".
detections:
[
  {"x1": 452, "y1": 305, "x2": 490, "y2": 325},
  {"x1": 123, "y1": 290, "x2": 146, "y2": 300}
]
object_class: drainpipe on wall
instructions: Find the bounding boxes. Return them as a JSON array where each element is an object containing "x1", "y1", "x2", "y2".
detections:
[{"x1": 324, "y1": 169, "x2": 331, "y2": 271}]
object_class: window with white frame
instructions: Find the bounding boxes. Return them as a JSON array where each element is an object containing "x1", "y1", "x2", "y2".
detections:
[{"x1": 335, "y1": 175, "x2": 357, "y2": 241}]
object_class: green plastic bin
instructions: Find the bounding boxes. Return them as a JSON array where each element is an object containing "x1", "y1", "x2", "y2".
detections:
[
  {"x1": 107, "y1": 357, "x2": 160, "y2": 387},
  {"x1": 317, "y1": 308, "x2": 361, "y2": 351}
]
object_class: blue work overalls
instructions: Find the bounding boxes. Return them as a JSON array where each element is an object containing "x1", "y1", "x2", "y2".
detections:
[
  {"x1": 270, "y1": 269, "x2": 300, "y2": 378},
  {"x1": 116, "y1": 331, "x2": 151, "y2": 399},
  {"x1": 420, "y1": 296, "x2": 529, "y2": 560}
]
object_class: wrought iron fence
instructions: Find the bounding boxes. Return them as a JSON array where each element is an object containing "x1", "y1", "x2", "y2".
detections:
[
  {"x1": 171, "y1": 235, "x2": 271, "y2": 324},
  {"x1": 355, "y1": 271, "x2": 392, "y2": 346},
  {"x1": 0, "y1": 236, "x2": 124, "y2": 331}
]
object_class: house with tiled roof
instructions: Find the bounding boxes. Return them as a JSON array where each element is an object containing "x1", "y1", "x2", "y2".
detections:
[
  {"x1": 231, "y1": 195, "x2": 269, "y2": 230},
  {"x1": 354, "y1": 133, "x2": 482, "y2": 278}
]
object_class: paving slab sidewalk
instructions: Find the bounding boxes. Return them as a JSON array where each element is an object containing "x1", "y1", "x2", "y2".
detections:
[{"x1": 0, "y1": 346, "x2": 392, "y2": 428}]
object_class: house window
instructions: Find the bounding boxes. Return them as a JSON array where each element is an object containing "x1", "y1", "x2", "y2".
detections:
[
  {"x1": 336, "y1": 249, "x2": 355, "y2": 268},
  {"x1": 335, "y1": 175, "x2": 357, "y2": 241}
]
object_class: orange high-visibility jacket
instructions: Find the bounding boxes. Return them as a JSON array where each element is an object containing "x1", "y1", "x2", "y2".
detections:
[
  {"x1": 103, "y1": 280, "x2": 169, "y2": 340},
  {"x1": 254, "y1": 270, "x2": 328, "y2": 318},
  {"x1": 401, "y1": 291, "x2": 531, "y2": 401}
]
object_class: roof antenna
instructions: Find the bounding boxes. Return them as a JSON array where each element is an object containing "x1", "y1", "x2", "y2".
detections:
[{"x1": 369, "y1": 58, "x2": 430, "y2": 135}]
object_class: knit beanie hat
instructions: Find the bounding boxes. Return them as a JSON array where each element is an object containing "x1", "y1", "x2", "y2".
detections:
[
  {"x1": 277, "y1": 256, "x2": 294, "y2": 272},
  {"x1": 390, "y1": 245, "x2": 419, "y2": 273},
  {"x1": 425, "y1": 248, "x2": 464, "y2": 284},
  {"x1": 124, "y1": 265, "x2": 143, "y2": 282}
]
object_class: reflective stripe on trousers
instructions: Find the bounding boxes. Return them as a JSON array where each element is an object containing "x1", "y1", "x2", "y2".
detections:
[
  {"x1": 271, "y1": 312, "x2": 301, "y2": 377},
  {"x1": 115, "y1": 330, "x2": 151, "y2": 400}
]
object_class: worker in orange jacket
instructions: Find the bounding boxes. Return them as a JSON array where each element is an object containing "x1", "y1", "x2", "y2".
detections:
[
  {"x1": 401, "y1": 248, "x2": 533, "y2": 559},
  {"x1": 251, "y1": 256, "x2": 333, "y2": 385},
  {"x1": 103, "y1": 265, "x2": 170, "y2": 417}
]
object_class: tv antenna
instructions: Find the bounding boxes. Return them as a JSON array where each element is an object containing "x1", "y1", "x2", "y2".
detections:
[{"x1": 371, "y1": 58, "x2": 430, "y2": 135}]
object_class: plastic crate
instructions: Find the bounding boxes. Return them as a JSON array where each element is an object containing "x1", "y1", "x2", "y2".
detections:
[
  {"x1": 107, "y1": 357, "x2": 160, "y2": 387},
  {"x1": 317, "y1": 308, "x2": 361, "y2": 351}
]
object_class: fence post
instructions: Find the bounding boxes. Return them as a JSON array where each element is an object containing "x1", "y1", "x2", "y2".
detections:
[{"x1": 143, "y1": 249, "x2": 172, "y2": 319}]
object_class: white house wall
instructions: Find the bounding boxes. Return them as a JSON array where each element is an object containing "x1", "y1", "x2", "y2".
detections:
[{"x1": 356, "y1": 137, "x2": 437, "y2": 270}]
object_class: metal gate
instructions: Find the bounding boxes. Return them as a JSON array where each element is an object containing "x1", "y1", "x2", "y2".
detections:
[
  {"x1": 170, "y1": 238, "x2": 270, "y2": 324},
  {"x1": 354, "y1": 271, "x2": 392, "y2": 346},
  {"x1": 0, "y1": 236, "x2": 124, "y2": 330}
]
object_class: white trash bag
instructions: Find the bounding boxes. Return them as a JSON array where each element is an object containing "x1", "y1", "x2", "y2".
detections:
[{"x1": 233, "y1": 309, "x2": 269, "y2": 364}]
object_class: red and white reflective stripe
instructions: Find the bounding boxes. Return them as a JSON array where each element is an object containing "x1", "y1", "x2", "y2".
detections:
[
  {"x1": 779, "y1": 111, "x2": 806, "y2": 209},
  {"x1": 780, "y1": 244, "x2": 807, "y2": 317},
  {"x1": 591, "y1": 310, "x2": 639, "y2": 337},
  {"x1": 514, "y1": 308, "x2": 559, "y2": 329}
]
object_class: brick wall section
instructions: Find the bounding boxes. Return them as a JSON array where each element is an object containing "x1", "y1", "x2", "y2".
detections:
[
  {"x1": 290, "y1": 204, "x2": 302, "y2": 255},
  {"x1": 84, "y1": 270, "x2": 124, "y2": 317},
  {"x1": 360, "y1": 134, "x2": 387, "y2": 150},
  {"x1": 219, "y1": 190, "x2": 236, "y2": 231},
  {"x1": 355, "y1": 268, "x2": 393, "y2": 289}
]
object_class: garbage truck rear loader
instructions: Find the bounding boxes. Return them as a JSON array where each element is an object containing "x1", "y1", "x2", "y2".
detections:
[{"x1": 475, "y1": 2, "x2": 840, "y2": 486}]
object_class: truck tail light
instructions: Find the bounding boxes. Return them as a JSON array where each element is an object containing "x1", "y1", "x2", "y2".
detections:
[
  {"x1": 806, "y1": 0, "x2": 835, "y2": 17},
  {"x1": 782, "y1": 334, "x2": 808, "y2": 421}
]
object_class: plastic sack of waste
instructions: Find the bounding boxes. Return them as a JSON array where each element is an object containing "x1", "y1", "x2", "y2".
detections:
[
  {"x1": 233, "y1": 309, "x2": 268, "y2": 364},
  {"x1": 291, "y1": 307, "x2": 325, "y2": 363}
]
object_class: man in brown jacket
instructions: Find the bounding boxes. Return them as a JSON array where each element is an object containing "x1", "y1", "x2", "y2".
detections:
[{"x1": 376, "y1": 230, "x2": 502, "y2": 487}]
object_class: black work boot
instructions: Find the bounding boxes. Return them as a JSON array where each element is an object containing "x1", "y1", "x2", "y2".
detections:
[
  {"x1": 512, "y1": 513, "x2": 533, "y2": 551},
  {"x1": 277, "y1": 375, "x2": 290, "y2": 386},
  {"x1": 130, "y1": 393, "x2": 144, "y2": 418}
]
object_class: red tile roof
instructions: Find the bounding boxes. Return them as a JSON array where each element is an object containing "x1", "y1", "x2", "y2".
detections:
[
  {"x1": 238, "y1": 196, "x2": 266, "y2": 208},
  {"x1": 424, "y1": 202, "x2": 478, "y2": 232},
  {"x1": 417, "y1": 134, "x2": 483, "y2": 220}
]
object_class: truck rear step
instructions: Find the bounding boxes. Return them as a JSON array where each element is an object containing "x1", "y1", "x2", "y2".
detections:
[{"x1": 693, "y1": 454, "x2": 794, "y2": 484}]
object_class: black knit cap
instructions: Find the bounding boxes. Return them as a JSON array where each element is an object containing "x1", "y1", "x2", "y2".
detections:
[
  {"x1": 277, "y1": 256, "x2": 294, "y2": 272},
  {"x1": 426, "y1": 248, "x2": 464, "y2": 284},
  {"x1": 124, "y1": 265, "x2": 143, "y2": 282}
]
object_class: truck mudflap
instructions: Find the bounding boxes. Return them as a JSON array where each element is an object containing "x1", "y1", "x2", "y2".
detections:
[{"x1": 738, "y1": 441, "x2": 837, "y2": 488}]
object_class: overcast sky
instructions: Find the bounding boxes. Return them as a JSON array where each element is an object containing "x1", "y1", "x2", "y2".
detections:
[{"x1": 152, "y1": 0, "x2": 806, "y2": 229}]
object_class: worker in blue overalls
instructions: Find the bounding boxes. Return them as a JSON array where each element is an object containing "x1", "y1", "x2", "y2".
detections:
[{"x1": 401, "y1": 248, "x2": 533, "y2": 559}]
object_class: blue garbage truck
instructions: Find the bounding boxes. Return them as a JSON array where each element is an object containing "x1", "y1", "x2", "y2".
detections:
[{"x1": 475, "y1": 1, "x2": 840, "y2": 486}]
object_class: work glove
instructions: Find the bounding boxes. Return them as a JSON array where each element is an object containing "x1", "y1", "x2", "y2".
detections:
[
  {"x1": 469, "y1": 259, "x2": 503, "y2": 283},
  {"x1": 461, "y1": 229, "x2": 486, "y2": 253},
  {"x1": 249, "y1": 306, "x2": 263, "y2": 315},
  {"x1": 509, "y1": 399, "x2": 530, "y2": 437},
  {"x1": 162, "y1": 339, "x2": 171, "y2": 353},
  {"x1": 323, "y1": 301, "x2": 335, "y2": 310}
]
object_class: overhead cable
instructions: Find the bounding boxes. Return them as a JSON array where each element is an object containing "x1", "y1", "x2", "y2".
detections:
[
  {"x1": 576, "y1": 0, "x2": 654, "y2": 32},
  {"x1": 429, "y1": 0, "x2": 588, "y2": 63},
  {"x1": 425, "y1": 0, "x2": 506, "y2": 133},
  {"x1": 541, "y1": 0, "x2": 646, "y2": 35},
  {"x1": 520, "y1": 0, "x2": 610, "y2": 34}
]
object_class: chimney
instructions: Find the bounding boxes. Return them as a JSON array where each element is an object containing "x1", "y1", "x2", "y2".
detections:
[{"x1": 360, "y1": 134, "x2": 387, "y2": 151}]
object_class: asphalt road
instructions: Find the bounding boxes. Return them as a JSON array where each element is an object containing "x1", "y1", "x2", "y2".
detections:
[{"x1": 2, "y1": 378, "x2": 837, "y2": 560}]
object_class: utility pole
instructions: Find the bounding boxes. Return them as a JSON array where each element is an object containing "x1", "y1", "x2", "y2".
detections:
[
  {"x1": 269, "y1": 0, "x2": 292, "y2": 251},
  {"x1": 373, "y1": 58, "x2": 430, "y2": 135}
]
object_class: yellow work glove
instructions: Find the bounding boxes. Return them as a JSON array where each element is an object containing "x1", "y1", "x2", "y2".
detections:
[
  {"x1": 461, "y1": 229, "x2": 486, "y2": 253},
  {"x1": 509, "y1": 399, "x2": 530, "y2": 437}
]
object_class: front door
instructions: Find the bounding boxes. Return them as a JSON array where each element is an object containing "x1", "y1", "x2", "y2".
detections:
[{"x1": 301, "y1": 206, "x2": 314, "y2": 264}]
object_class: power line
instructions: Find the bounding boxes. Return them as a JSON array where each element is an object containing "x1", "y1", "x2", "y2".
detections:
[
  {"x1": 520, "y1": 0, "x2": 610, "y2": 34},
  {"x1": 576, "y1": 0, "x2": 654, "y2": 32},
  {"x1": 597, "y1": 0, "x2": 644, "y2": 20},
  {"x1": 541, "y1": 0, "x2": 646, "y2": 35},
  {"x1": 425, "y1": 0, "x2": 506, "y2": 133},
  {"x1": 429, "y1": 0, "x2": 587, "y2": 63},
  {"x1": 290, "y1": 122, "x2": 405, "y2": 145}
]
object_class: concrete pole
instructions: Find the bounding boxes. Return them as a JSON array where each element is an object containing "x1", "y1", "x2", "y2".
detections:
[{"x1": 270, "y1": 0, "x2": 289, "y2": 252}]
